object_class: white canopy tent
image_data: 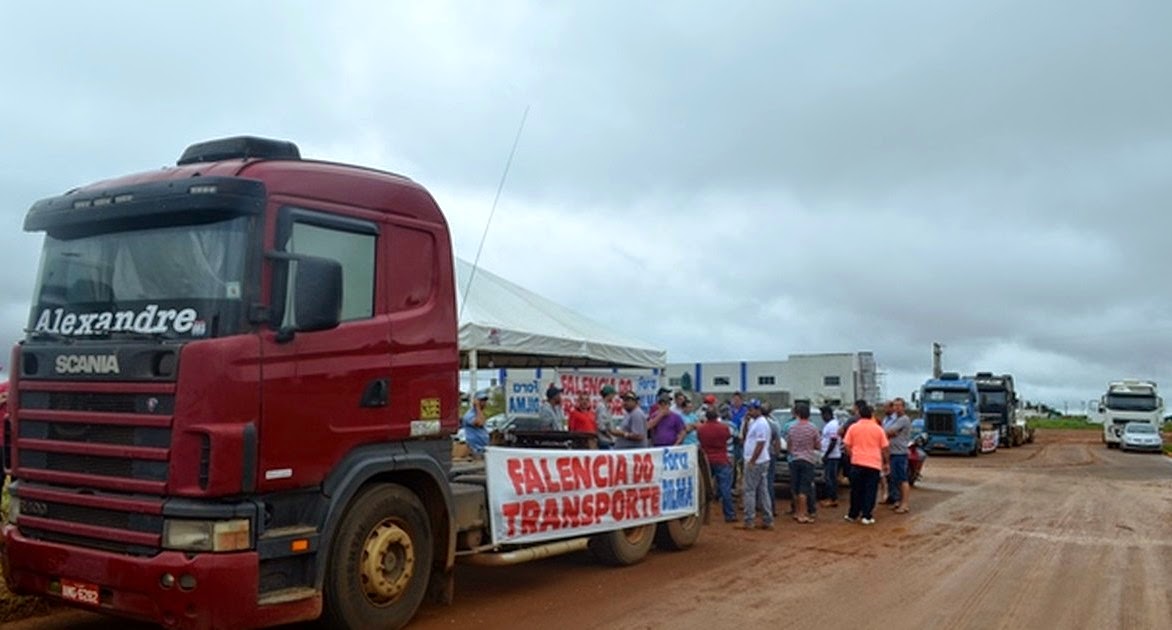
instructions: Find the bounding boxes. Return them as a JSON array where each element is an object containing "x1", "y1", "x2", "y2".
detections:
[{"x1": 456, "y1": 258, "x2": 666, "y2": 390}]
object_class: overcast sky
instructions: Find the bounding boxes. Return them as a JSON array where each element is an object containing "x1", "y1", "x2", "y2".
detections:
[{"x1": 2, "y1": 0, "x2": 1171, "y2": 410}]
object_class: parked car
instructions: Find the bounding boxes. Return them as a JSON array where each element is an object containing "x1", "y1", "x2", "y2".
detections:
[{"x1": 1120, "y1": 423, "x2": 1164, "y2": 452}]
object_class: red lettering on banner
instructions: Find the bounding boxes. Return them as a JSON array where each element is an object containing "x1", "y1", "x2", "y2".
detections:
[
  {"x1": 632, "y1": 453, "x2": 655, "y2": 483},
  {"x1": 561, "y1": 496, "x2": 581, "y2": 528},
  {"x1": 592, "y1": 456, "x2": 609, "y2": 488},
  {"x1": 612, "y1": 490, "x2": 626, "y2": 521},
  {"x1": 555, "y1": 458, "x2": 573, "y2": 492},
  {"x1": 540, "y1": 498, "x2": 559, "y2": 532},
  {"x1": 581, "y1": 493, "x2": 595, "y2": 525},
  {"x1": 569, "y1": 456, "x2": 592, "y2": 490},
  {"x1": 506, "y1": 459, "x2": 525, "y2": 495},
  {"x1": 614, "y1": 456, "x2": 628, "y2": 486},
  {"x1": 596, "y1": 490, "x2": 611, "y2": 518},
  {"x1": 641, "y1": 486, "x2": 661, "y2": 517},
  {"x1": 521, "y1": 500, "x2": 540, "y2": 535},
  {"x1": 539, "y1": 459, "x2": 562, "y2": 493},
  {"x1": 522, "y1": 459, "x2": 544, "y2": 494},
  {"x1": 502, "y1": 501, "x2": 521, "y2": 537},
  {"x1": 624, "y1": 488, "x2": 640, "y2": 518}
]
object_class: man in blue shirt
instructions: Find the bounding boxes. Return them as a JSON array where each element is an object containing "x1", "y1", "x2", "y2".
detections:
[
  {"x1": 728, "y1": 392, "x2": 748, "y2": 486},
  {"x1": 462, "y1": 390, "x2": 490, "y2": 458}
]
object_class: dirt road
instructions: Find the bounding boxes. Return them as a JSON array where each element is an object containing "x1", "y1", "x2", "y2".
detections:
[{"x1": 9, "y1": 430, "x2": 1171, "y2": 630}]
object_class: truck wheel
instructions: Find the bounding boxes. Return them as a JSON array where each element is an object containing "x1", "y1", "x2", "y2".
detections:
[
  {"x1": 969, "y1": 441, "x2": 979, "y2": 457},
  {"x1": 654, "y1": 514, "x2": 702, "y2": 551},
  {"x1": 589, "y1": 524, "x2": 655, "y2": 566},
  {"x1": 322, "y1": 484, "x2": 433, "y2": 630}
]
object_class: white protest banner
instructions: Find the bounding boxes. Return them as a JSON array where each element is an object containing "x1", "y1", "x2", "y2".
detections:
[
  {"x1": 503, "y1": 369, "x2": 660, "y2": 418},
  {"x1": 485, "y1": 445, "x2": 700, "y2": 545}
]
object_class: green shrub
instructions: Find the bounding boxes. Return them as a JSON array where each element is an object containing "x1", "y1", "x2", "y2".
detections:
[{"x1": 1031, "y1": 417, "x2": 1100, "y2": 430}]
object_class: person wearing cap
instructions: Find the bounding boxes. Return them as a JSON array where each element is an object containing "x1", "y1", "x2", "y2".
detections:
[
  {"x1": 595, "y1": 385, "x2": 619, "y2": 450},
  {"x1": 739, "y1": 399, "x2": 774, "y2": 529},
  {"x1": 462, "y1": 390, "x2": 491, "y2": 458},
  {"x1": 648, "y1": 393, "x2": 687, "y2": 447},
  {"x1": 538, "y1": 384, "x2": 567, "y2": 431},
  {"x1": 610, "y1": 391, "x2": 649, "y2": 449}
]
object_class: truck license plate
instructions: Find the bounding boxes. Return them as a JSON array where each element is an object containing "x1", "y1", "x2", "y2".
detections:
[{"x1": 60, "y1": 579, "x2": 100, "y2": 606}]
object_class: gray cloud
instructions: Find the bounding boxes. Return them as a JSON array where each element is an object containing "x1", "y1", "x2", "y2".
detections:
[{"x1": 2, "y1": 0, "x2": 1171, "y2": 406}]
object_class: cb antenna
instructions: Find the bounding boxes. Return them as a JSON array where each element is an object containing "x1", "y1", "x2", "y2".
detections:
[{"x1": 459, "y1": 105, "x2": 530, "y2": 320}]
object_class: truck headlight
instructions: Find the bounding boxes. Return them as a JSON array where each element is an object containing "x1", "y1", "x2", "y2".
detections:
[
  {"x1": 163, "y1": 519, "x2": 251, "y2": 552},
  {"x1": 959, "y1": 423, "x2": 977, "y2": 436}
]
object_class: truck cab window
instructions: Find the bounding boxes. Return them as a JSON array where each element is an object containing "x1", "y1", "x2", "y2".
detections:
[{"x1": 283, "y1": 221, "x2": 376, "y2": 324}]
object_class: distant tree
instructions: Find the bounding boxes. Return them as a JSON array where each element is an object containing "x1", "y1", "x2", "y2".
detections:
[{"x1": 680, "y1": 372, "x2": 693, "y2": 392}]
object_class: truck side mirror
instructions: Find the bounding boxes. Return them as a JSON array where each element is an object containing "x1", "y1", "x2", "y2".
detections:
[
  {"x1": 291, "y1": 255, "x2": 343, "y2": 332},
  {"x1": 268, "y1": 251, "x2": 343, "y2": 339}
]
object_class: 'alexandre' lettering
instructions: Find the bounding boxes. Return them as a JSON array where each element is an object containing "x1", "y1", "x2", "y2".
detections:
[{"x1": 34, "y1": 305, "x2": 201, "y2": 336}]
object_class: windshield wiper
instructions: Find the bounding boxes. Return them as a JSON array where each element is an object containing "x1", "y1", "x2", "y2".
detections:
[
  {"x1": 108, "y1": 330, "x2": 178, "y2": 342},
  {"x1": 25, "y1": 329, "x2": 74, "y2": 344}
]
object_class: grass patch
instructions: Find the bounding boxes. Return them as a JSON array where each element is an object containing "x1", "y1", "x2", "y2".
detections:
[
  {"x1": 1032, "y1": 417, "x2": 1100, "y2": 430},
  {"x1": 0, "y1": 476, "x2": 56, "y2": 624},
  {"x1": 1, "y1": 476, "x2": 8, "y2": 526},
  {"x1": 0, "y1": 580, "x2": 52, "y2": 625}
]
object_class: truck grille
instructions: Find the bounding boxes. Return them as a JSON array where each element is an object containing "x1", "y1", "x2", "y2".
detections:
[
  {"x1": 14, "y1": 382, "x2": 174, "y2": 555},
  {"x1": 925, "y1": 411, "x2": 955, "y2": 434},
  {"x1": 38, "y1": 500, "x2": 163, "y2": 533}
]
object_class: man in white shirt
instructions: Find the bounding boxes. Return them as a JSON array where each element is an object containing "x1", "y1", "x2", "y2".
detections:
[
  {"x1": 820, "y1": 405, "x2": 842, "y2": 507},
  {"x1": 738, "y1": 400, "x2": 774, "y2": 530}
]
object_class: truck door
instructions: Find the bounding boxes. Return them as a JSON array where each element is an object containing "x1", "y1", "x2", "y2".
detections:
[{"x1": 258, "y1": 206, "x2": 392, "y2": 491}]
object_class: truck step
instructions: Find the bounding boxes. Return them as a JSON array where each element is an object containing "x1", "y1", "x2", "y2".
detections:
[
  {"x1": 259, "y1": 525, "x2": 318, "y2": 540},
  {"x1": 258, "y1": 586, "x2": 318, "y2": 606}
]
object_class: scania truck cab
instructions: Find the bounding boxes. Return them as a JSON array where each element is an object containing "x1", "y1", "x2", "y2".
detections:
[
  {"x1": 920, "y1": 373, "x2": 981, "y2": 456},
  {"x1": 1099, "y1": 380, "x2": 1163, "y2": 448},
  {"x1": 2, "y1": 137, "x2": 702, "y2": 630}
]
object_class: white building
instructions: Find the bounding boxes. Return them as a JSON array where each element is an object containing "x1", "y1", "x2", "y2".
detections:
[{"x1": 665, "y1": 352, "x2": 879, "y2": 408}]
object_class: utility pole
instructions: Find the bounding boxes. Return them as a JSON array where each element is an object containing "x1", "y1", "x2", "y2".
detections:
[{"x1": 932, "y1": 342, "x2": 942, "y2": 378}]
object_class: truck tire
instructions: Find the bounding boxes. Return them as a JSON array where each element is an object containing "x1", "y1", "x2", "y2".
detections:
[
  {"x1": 654, "y1": 514, "x2": 702, "y2": 551},
  {"x1": 321, "y1": 484, "x2": 433, "y2": 630},
  {"x1": 968, "y1": 440, "x2": 979, "y2": 457},
  {"x1": 588, "y1": 524, "x2": 655, "y2": 566}
]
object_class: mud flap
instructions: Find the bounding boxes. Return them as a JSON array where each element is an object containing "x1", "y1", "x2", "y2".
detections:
[{"x1": 426, "y1": 566, "x2": 454, "y2": 605}]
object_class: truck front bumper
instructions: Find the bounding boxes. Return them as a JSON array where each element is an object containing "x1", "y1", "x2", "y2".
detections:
[
  {"x1": 2, "y1": 525, "x2": 318, "y2": 629},
  {"x1": 924, "y1": 434, "x2": 977, "y2": 454}
]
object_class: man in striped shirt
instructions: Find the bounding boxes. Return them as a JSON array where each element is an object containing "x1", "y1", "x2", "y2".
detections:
[{"x1": 786, "y1": 402, "x2": 823, "y2": 524}]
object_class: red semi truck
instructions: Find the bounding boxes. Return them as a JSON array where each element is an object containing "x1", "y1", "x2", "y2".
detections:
[{"x1": 1, "y1": 137, "x2": 702, "y2": 629}]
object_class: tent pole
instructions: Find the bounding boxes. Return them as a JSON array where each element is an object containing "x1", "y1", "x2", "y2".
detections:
[{"x1": 469, "y1": 349, "x2": 479, "y2": 397}]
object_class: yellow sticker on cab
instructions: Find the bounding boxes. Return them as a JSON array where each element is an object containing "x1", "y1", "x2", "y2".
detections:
[{"x1": 420, "y1": 397, "x2": 441, "y2": 420}]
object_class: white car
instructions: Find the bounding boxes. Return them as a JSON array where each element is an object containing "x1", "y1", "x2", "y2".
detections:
[{"x1": 1120, "y1": 423, "x2": 1164, "y2": 453}]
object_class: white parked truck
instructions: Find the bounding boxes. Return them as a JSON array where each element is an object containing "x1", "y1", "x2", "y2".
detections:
[{"x1": 1099, "y1": 380, "x2": 1163, "y2": 448}]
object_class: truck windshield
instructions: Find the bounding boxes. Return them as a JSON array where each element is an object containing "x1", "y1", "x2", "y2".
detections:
[
  {"x1": 28, "y1": 216, "x2": 250, "y2": 339},
  {"x1": 1105, "y1": 394, "x2": 1158, "y2": 412},
  {"x1": 978, "y1": 391, "x2": 1008, "y2": 408},
  {"x1": 924, "y1": 389, "x2": 971, "y2": 405}
]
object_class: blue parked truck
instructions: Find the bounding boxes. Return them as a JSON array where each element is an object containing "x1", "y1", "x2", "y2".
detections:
[{"x1": 920, "y1": 373, "x2": 982, "y2": 456}]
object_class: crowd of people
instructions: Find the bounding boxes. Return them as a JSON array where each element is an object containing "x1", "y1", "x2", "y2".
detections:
[{"x1": 461, "y1": 383, "x2": 915, "y2": 527}]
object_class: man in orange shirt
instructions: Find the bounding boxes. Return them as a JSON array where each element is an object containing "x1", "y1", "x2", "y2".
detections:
[{"x1": 843, "y1": 401, "x2": 890, "y2": 525}]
